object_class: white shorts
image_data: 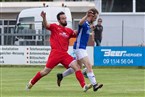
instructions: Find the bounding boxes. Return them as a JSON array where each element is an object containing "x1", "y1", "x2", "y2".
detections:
[{"x1": 73, "y1": 49, "x2": 88, "y2": 60}]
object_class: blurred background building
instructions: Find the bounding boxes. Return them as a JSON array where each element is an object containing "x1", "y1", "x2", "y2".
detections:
[{"x1": 0, "y1": 0, "x2": 145, "y2": 46}]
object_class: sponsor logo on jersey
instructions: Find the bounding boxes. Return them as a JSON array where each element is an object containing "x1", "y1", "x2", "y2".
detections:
[{"x1": 59, "y1": 32, "x2": 69, "y2": 38}]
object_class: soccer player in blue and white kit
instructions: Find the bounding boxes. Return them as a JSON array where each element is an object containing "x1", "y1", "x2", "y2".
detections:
[{"x1": 57, "y1": 8, "x2": 103, "y2": 92}]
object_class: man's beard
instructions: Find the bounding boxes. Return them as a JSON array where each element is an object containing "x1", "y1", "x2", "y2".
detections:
[{"x1": 60, "y1": 22, "x2": 67, "y2": 26}]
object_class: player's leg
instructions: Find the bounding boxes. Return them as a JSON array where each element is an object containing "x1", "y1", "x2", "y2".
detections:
[
  {"x1": 56, "y1": 48, "x2": 85, "y2": 82},
  {"x1": 61, "y1": 53, "x2": 92, "y2": 92},
  {"x1": 26, "y1": 51, "x2": 59, "y2": 90},
  {"x1": 75, "y1": 49, "x2": 103, "y2": 91},
  {"x1": 79, "y1": 57, "x2": 95, "y2": 83},
  {"x1": 69, "y1": 60, "x2": 92, "y2": 92},
  {"x1": 57, "y1": 60, "x2": 82, "y2": 87},
  {"x1": 79, "y1": 56, "x2": 103, "y2": 91},
  {"x1": 82, "y1": 67, "x2": 88, "y2": 78},
  {"x1": 57, "y1": 50, "x2": 83, "y2": 79},
  {"x1": 62, "y1": 67, "x2": 74, "y2": 77},
  {"x1": 60, "y1": 60, "x2": 82, "y2": 77},
  {"x1": 56, "y1": 67, "x2": 74, "y2": 87},
  {"x1": 26, "y1": 67, "x2": 52, "y2": 90},
  {"x1": 57, "y1": 51, "x2": 89, "y2": 85}
]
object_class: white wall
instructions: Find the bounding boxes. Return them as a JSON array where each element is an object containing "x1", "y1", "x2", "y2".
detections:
[{"x1": 100, "y1": 14, "x2": 145, "y2": 46}]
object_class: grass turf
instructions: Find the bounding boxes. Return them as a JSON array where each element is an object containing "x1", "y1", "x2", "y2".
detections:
[{"x1": 0, "y1": 66, "x2": 145, "y2": 97}]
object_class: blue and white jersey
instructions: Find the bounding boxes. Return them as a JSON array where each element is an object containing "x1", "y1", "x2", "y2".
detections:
[{"x1": 73, "y1": 21, "x2": 90, "y2": 50}]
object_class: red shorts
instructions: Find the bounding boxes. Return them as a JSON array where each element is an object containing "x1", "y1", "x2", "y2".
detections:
[{"x1": 46, "y1": 50, "x2": 74, "y2": 69}]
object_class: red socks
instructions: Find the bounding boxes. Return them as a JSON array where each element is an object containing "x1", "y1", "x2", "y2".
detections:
[
  {"x1": 30, "y1": 70, "x2": 86, "y2": 88},
  {"x1": 31, "y1": 72, "x2": 42, "y2": 85},
  {"x1": 75, "y1": 70, "x2": 85, "y2": 88}
]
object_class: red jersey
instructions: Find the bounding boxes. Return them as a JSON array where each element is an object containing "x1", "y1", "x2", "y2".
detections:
[{"x1": 47, "y1": 23, "x2": 75, "y2": 52}]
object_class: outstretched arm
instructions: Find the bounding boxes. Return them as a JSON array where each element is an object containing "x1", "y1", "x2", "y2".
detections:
[
  {"x1": 79, "y1": 15, "x2": 87, "y2": 26},
  {"x1": 41, "y1": 11, "x2": 50, "y2": 29},
  {"x1": 79, "y1": 11, "x2": 94, "y2": 26}
]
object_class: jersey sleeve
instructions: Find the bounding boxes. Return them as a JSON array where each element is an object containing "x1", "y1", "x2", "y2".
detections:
[
  {"x1": 71, "y1": 30, "x2": 77, "y2": 38},
  {"x1": 78, "y1": 22, "x2": 85, "y2": 28},
  {"x1": 68, "y1": 28, "x2": 76, "y2": 38},
  {"x1": 46, "y1": 23, "x2": 56, "y2": 31}
]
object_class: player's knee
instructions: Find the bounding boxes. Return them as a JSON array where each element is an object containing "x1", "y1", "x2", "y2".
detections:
[
  {"x1": 85, "y1": 65, "x2": 93, "y2": 72},
  {"x1": 87, "y1": 68, "x2": 93, "y2": 72},
  {"x1": 72, "y1": 65, "x2": 79, "y2": 71},
  {"x1": 70, "y1": 61, "x2": 79, "y2": 71},
  {"x1": 79, "y1": 65, "x2": 82, "y2": 69},
  {"x1": 70, "y1": 63, "x2": 79, "y2": 71}
]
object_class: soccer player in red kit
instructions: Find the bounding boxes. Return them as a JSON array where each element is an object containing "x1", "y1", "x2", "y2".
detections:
[{"x1": 26, "y1": 11, "x2": 91, "y2": 92}]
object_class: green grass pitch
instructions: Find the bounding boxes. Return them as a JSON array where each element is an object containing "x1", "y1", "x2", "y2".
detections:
[{"x1": 0, "y1": 66, "x2": 145, "y2": 97}]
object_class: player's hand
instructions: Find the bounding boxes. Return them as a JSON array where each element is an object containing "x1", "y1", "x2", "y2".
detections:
[
  {"x1": 41, "y1": 11, "x2": 46, "y2": 18},
  {"x1": 86, "y1": 10, "x2": 94, "y2": 17},
  {"x1": 73, "y1": 30, "x2": 78, "y2": 34},
  {"x1": 90, "y1": 24, "x2": 95, "y2": 30}
]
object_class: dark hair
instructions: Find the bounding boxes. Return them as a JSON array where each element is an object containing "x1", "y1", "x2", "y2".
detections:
[
  {"x1": 57, "y1": 11, "x2": 65, "y2": 20},
  {"x1": 88, "y1": 8, "x2": 99, "y2": 15},
  {"x1": 98, "y1": 18, "x2": 102, "y2": 22}
]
